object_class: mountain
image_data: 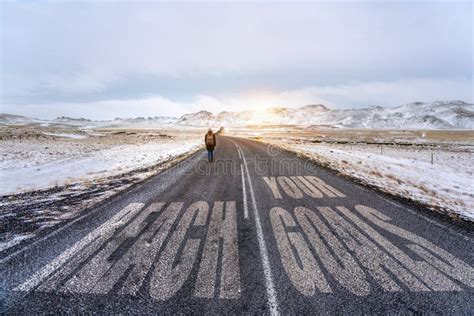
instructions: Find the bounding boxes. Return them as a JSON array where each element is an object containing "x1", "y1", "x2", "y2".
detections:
[
  {"x1": 113, "y1": 116, "x2": 178, "y2": 124},
  {"x1": 54, "y1": 116, "x2": 92, "y2": 122},
  {"x1": 0, "y1": 114, "x2": 44, "y2": 126},
  {"x1": 382, "y1": 101, "x2": 474, "y2": 129},
  {"x1": 177, "y1": 110, "x2": 214, "y2": 126},
  {"x1": 175, "y1": 100, "x2": 473, "y2": 129},
  {"x1": 1, "y1": 100, "x2": 472, "y2": 129},
  {"x1": 0, "y1": 114, "x2": 179, "y2": 128}
]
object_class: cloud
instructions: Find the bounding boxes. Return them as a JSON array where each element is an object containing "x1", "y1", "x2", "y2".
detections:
[
  {"x1": 3, "y1": 78, "x2": 471, "y2": 120},
  {"x1": 180, "y1": 78, "x2": 473, "y2": 112},
  {"x1": 1, "y1": 1, "x2": 472, "y2": 107},
  {"x1": 271, "y1": 78, "x2": 474, "y2": 109},
  {"x1": 2, "y1": 96, "x2": 185, "y2": 120},
  {"x1": 39, "y1": 73, "x2": 117, "y2": 94}
]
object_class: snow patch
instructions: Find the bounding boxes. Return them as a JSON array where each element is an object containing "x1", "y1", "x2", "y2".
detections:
[
  {"x1": 261, "y1": 138, "x2": 474, "y2": 221},
  {"x1": 42, "y1": 132, "x2": 87, "y2": 139}
]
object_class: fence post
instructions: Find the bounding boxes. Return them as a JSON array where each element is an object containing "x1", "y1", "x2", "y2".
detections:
[{"x1": 431, "y1": 152, "x2": 434, "y2": 165}]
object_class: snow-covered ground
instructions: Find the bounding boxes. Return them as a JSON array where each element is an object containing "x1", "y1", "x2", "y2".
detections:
[
  {"x1": 0, "y1": 127, "x2": 202, "y2": 252},
  {"x1": 41, "y1": 132, "x2": 88, "y2": 139},
  {"x1": 258, "y1": 137, "x2": 474, "y2": 221},
  {"x1": 1, "y1": 138, "x2": 200, "y2": 194}
]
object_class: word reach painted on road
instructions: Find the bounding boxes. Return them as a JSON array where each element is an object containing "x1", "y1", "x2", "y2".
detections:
[{"x1": 17, "y1": 201, "x2": 240, "y2": 301}]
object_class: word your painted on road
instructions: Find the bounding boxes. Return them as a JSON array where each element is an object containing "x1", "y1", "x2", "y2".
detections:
[
  {"x1": 17, "y1": 201, "x2": 240, "y2": 300},
  {"x1": 263, "y1": 176, "x2": 345, "y2": 199},
  {"x1": 263, "y1": 175, "x2": 473, "y2": 297}
]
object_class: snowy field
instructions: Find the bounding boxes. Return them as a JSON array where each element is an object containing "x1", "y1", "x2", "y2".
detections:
[
  {"x1": 0, "y1": 126, "x2": 202, "y2": 252},
  {"x1": 1, "y1": 133, "x2": 199, "y2": 194},
  {"x1": 254, "y1": 130, "x2": 474, "y2": 221}
]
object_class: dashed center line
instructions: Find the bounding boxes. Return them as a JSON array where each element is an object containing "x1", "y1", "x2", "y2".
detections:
[
  {"x1": 238, "y1": 144, "x2": 280, "y2": 316},
  {"x1": 240, "y1": 164, "x2": 249, "y2": 219}
]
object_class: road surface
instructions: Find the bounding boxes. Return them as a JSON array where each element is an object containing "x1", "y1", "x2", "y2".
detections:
[{"x1": 1, "y1": 136, "x2": 473, "y2": 314}]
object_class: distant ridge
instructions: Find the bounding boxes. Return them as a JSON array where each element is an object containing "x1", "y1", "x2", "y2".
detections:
[
  {"x1": 1, "y1": 100, "x2": 472, "y2": 129},
  {"x1": 175, "y1": 100, "x2": 474, "y2": 129}
]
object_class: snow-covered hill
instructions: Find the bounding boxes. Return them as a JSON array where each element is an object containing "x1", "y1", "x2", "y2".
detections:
[
  {"x1": 176, "y1": 100, "x2": 474, "y2": 129},
  {"x1": 0, "y1": 114, "x2": 179, "y2": 129},
  {"x1": 177, "y1": 110, "x2": 214, "y2": 126},
  {"x1": 1, "y1": 100, "x2": 472, "y2": 129},
  {"x1": 0, "y1": 114, "x2": 45, "y2": 126}
]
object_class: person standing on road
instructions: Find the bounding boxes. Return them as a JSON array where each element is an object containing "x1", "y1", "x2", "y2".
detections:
[{"x1": 205, "y1": 128, "x2": 216, "y2": 162}]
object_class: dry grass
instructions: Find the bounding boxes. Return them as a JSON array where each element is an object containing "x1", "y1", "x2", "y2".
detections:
[
  {"x1": 386, "y1": 174, "x2": 402, "y2": 184},
  {"x1": 369, "y1": 170, "x2": 382, "y2": 177}
]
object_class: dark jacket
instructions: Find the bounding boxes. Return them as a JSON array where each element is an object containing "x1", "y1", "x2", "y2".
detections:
[{"x1": 204, "y1": 133, "x2": 216, "y2": 151}]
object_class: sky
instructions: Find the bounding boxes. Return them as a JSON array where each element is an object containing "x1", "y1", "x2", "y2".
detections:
[{"x1": 0, "y1": 1, "x2": 472, "y2": 119}]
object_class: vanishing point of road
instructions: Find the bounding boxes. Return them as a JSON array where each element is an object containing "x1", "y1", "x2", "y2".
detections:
[{"x1": 1, "y1": 136, "x2": 473, "y2": 314}]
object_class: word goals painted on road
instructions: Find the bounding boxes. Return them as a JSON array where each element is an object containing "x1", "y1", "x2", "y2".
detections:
[
  {"x1": 16, "y1": 201, "x2": 240, "y2": 301},
  {"x1": 271, "y1": 205, "x2": 474, "y2": 296},
  {"x1": 261, "y1": 174, "x2": 473, "y2": 297}
]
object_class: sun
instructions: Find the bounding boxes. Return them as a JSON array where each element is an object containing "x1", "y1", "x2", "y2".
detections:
[{"x1": 243, "y1": 89, "x2": 279, "y2": 112}]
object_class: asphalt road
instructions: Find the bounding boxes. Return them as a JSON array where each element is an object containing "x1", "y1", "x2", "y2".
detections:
[{"x1": 1, "y1": 136, "x2": 473, "y2": 314}]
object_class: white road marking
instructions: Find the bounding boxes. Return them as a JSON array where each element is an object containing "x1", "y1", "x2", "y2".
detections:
[
  {"x1": 234, "y1": 140, "x2": 249, "y2": 219},
  {"x1": 304, "y1": 176, "x2": 345, "y2": 197},
  {"x1": 60, "y1": 202, "x2": 163, "y2": 294},
  {"x1": 277, "y1": 176, "x2": 303, "y2": 199},
  {"x1": 58, "y1": 202, "x2": 182, "y2": 295},
  {"x1": 270, "y1": 207, "x2": 332, "y2": 296},
  {"x1": 263, "y1": 177, "x2": 283, "y2": 199},
  {"x1": 319, "y1": 206, "x2": 429, "y2": 292},
  {"x1": 272, "y1": 204, "x2": 472, "y2": 295},
  {"x1": 41, "y1": 203, "x2": 157, "y2": 292},
  {"x1": 294, "y1": 206, "x2": 371, "y2": 296},
  {"x1": 353, "y1": 205, "x2": 474, "y2": 288},
  {"x1": 337, "y1": 205, "x2": 460, "y2": 291},
  {"x1": 117, "y1": 202, "x2": 182, "y2": 295},
  {"x1": 262, "y1": 176, "x2": 345, "y2": 200},
  {"x1": 0, "y1": 201, "x2": 138, "y2": 265},
  {"x1": 238, "y1": 145, "x2": 280, "y2": 316},
  {"x1": 15, "y1": 203, "x2": 144, "y2": 292},
  {"x1": 353, "y1": 185, "x2": 470, "y2": 241},
  {"x1": 194, "y1": 201, "x2": 240, "y2": 299},
  {"x1": 150, "y1": 201, "x2": 208, "y2": 300},
  {"x1": 240, "y1": 164, "x2": 249, "y2": 219},
  {"x1": 292, "y1": 176, "x2": 323, "y2": 198}
]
